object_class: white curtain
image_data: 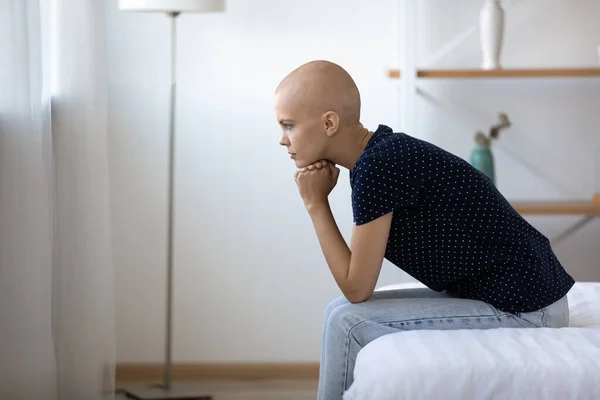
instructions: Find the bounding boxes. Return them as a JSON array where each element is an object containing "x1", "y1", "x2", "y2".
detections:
[{"x1": 0, "y1": 0, "x2": 115, "y2": 399}]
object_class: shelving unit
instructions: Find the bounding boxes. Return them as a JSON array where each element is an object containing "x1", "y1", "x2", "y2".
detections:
[
  {"x1": 387, "y1": 68, "x2": 600, "y2": 79},
  {"x1": 388, "y1": 65, "x2": 599, "y2": 217},
  {"x1": 390, "y1": 2, "x2": 599, "y2": 244},
  {"x1": 390, "y1": 1, "x2": 600, "y2": 219}
]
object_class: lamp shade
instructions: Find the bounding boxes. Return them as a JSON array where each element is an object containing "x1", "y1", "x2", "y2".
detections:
[{"x1": 119, "y1": 0, "x2": 225, "y2": 12}]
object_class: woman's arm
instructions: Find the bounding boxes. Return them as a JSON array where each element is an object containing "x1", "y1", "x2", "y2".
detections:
[
  {"x1": 307, "y1": 202, "x2": 392, "y2": 302},
  {"x1": 295, "y1": 161, "x2": 392, "y2": 302}
]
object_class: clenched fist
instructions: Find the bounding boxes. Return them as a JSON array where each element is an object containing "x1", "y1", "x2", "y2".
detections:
[{"x1": 294, "y1": 160, "x2": 340, "y2": 208}]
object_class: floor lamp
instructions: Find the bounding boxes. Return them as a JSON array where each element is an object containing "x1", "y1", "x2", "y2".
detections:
[{"x1": 118, "y1": 1, "x2": 225, "y2": 399}]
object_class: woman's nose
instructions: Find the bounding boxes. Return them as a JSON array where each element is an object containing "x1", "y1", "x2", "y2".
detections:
[{"x1": 279, "y1": 134, "x2": 290, "y2": 147}]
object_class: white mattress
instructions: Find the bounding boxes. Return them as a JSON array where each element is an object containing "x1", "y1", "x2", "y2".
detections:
[{"x1": 343, "y1": 282, "x2": 600, "y2": 400}]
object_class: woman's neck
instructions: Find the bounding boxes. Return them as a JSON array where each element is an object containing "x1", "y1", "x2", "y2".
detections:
[{"x1": 327, "y1": 124, "x2": 373, "y2": 170}]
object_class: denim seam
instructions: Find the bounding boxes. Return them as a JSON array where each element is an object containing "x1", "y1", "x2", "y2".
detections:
[
  {"x1": 343, "y1": 319, "x2": 369, "y2": 394},
  {"x1": 508, "y1": 313, "x2": 538, "y2": 328},
  {"x1": 541, "y1": 307, "x2": 548, "y2": 327},
  {"x1": 371, "y1": 313, "x2": 509, "y2": 326}
]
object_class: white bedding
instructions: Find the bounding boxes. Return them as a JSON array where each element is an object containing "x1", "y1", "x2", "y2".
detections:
[{"x1": 344, "y1": 282, "x2": 600, "y2": 400}]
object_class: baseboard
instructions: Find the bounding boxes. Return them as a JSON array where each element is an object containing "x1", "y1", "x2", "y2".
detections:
[{"x1": 116, "y1": 362, "x2": 319, "y2": 384}]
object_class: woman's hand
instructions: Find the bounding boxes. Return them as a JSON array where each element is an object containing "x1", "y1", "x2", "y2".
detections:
[{"x1": 294, "y1": 160, "x2": 340, "y2": 209}]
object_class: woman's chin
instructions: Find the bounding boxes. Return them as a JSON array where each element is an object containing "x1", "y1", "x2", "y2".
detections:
[
  {"x1": 295, "y1": 158, "x2": 319, "y2": 169},
  {"x1": 294, "y1": 159, "x2": 307, "y2": 168}
]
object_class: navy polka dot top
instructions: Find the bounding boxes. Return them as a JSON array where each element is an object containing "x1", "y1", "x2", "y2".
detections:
[{"x1": 350, "y1": 125, "x2": 575, "y2": 313}]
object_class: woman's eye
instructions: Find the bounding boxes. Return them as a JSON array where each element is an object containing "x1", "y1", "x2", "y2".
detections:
[{"x1": 284, "y1": 124, "x2": 293, "y2": 130}]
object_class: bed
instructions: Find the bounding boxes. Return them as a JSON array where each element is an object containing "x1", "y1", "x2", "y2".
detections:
[{"x1": 343, "y1": 282, "x2": 600, "y2": 400}]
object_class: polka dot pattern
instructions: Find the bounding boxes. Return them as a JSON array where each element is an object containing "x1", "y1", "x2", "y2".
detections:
[{"x1": 350, "y1": 125, "x2": 575, "y2": 314}]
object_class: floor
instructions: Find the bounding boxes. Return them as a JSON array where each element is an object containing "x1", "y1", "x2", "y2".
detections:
[{"x1": 115, "y1": 380, "x2": 318, "y2": 400}]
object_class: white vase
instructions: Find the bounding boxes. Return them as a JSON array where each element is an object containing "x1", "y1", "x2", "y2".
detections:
[{"x1": 480, "y1": 0, "x2": 504, "y2": 70}]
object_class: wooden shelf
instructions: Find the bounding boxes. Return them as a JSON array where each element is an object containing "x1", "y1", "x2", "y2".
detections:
[
  {"x1": 511, "y1": 200, "x2": 600, "y2": 216},
  {"x1": 387, "y1": 68, "x2": 600, "y2": 79}
]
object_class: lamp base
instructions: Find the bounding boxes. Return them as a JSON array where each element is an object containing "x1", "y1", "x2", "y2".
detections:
[{"x1": 120, "y1": 384, "x2": 213, "y2": 400}]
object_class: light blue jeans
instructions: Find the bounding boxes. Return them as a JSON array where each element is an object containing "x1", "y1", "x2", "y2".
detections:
[{"x1": 317, "y1": 287, "x2": 569, "y2": 400}]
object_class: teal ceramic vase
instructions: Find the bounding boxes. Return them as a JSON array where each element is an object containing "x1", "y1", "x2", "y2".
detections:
[{"x1": 470, "y1": 134, "x2": 495, "y2": 185}]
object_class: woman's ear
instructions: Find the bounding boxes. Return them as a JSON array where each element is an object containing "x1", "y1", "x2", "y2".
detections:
[{"x1": 323, "y1": 111, "x2": 340, "y2": 137}]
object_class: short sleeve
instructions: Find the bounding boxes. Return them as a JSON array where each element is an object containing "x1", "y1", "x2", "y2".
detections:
[{"x1": 351, "y1": 157, "x2": 398, "y2": 226}]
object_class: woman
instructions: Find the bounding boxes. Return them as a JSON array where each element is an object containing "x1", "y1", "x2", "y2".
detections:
[{"x1": 274, "y1": 60, "x2": 574, "y2": 400}]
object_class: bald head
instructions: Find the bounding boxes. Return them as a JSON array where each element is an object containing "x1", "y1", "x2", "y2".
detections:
[{"x1": 275, "y1": 60, "x2": 361, "y2": 126}]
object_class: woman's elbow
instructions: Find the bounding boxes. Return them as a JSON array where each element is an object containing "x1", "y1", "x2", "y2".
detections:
[{"x1": 344, "y1": 288, "x2": 373, "y2": 304}]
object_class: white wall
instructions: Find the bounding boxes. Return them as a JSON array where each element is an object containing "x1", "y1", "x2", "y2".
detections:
[{"x1": 106, "y1": 0, "x2": 600, "y2": 363}]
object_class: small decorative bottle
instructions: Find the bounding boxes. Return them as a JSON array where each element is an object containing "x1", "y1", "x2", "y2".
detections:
[
  {"x1": 480, "y1": 0, "x2": 505, "y2": 70},
  {"x1": 470, "y1": 132, "x2": 495, "y2": 184}
]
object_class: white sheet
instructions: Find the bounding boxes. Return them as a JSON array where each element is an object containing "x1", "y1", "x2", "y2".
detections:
[{"x1": 344, "y1": 282, "x2": 600, "y2": 400}]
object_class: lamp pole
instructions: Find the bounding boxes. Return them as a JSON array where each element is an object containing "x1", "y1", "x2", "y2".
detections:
[
  {"x1": 118, "y1": 4, "x2": 224, "y2": 398},
  {"x1": 164, "y1": 11, "x2": 180, "y2": 391}
]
